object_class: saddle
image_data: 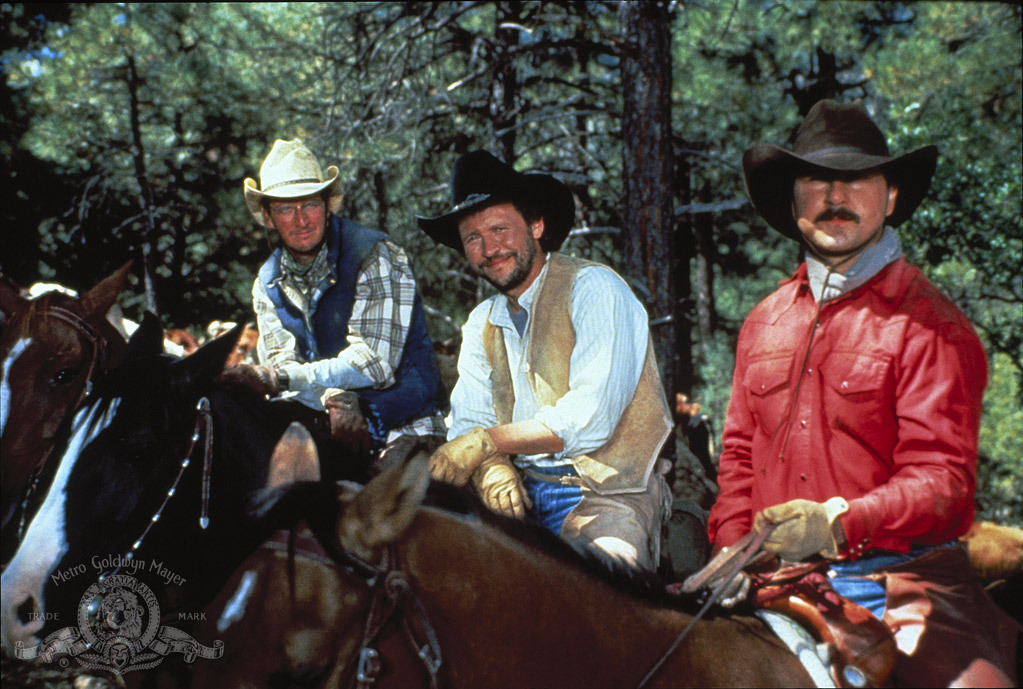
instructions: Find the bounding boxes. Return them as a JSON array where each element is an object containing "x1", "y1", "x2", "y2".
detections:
[{"x1": 676, "y1": 534, "x2": 896, "y2": 689}]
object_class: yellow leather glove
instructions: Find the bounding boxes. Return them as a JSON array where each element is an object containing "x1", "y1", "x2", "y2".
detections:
[
  {"x1": 471, "y1": 455, "x2": 532, "y2": 520},
  {"x1": 428, "y1": 427, "x2": 499, "y2": 487},
  {"x1": 754, "y1": 497, "x2": 849, "y2": 561}
]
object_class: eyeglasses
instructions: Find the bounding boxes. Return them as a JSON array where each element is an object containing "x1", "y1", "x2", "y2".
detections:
[{"x1": 269, "y1": 199, "x2": 325, "y2": 221}]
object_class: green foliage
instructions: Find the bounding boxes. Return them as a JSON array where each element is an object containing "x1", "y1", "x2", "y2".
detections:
[{"x1": 4, "y1": 1, "x2": 1020, "y2": 523}]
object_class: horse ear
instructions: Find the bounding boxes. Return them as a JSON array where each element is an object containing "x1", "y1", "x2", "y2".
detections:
[
  {"x1": 77, "y1": 262, "x2": 132, "y2": 323},
  {"x1": 337, "y1": 451, "x2": 430, "y2": 560},
  {"x1": 175, "y1": 323, "x2": 243, "y2": 386},
  {"x1": 124, "y1": 311, "x2": 165, "y2": 360},
  {"x1": 266, "y1": 422, "x2": 321, "y2": 489}
]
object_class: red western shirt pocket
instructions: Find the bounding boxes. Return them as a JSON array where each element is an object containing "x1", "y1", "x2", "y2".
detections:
[
  {"x1": 821, "y1": 351, "x2": 895, "y2": 451},
  {"x1": 743, "y1": 353, "x2": 794, "y2": 434}
]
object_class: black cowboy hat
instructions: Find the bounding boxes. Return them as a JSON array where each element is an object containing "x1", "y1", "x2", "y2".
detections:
[
  {"x1": 742, "y1": 99, "x2": 938, "y2": 240},
  {"x1": 417, "y1": 151, "x2": 576, "y2": 252}
]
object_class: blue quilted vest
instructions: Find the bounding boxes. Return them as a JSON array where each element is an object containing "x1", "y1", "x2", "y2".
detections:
[{"x1": 257, "y1": 215, "x2": 446, "y2": 444}]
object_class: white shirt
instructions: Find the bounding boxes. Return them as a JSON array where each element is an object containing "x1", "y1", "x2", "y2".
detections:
[{"x1": 448, "y1": 257, "x2": 650, "y2": 467}]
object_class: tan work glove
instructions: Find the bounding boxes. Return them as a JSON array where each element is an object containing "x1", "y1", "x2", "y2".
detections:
[
  {"x1": 218, "y1": 363, "x2": 280, "y2": 397},
  {"x1": 754, "y1": 497, "x2": 849, "y2": 561},
  {"x1": 428, "y1": 426, "x2": 499, "y2": 486},
  {"x1": 471, "y1": 454, "x2": 532, "y2": 519},
  {"x1": 716, "y1": 571, "x2": 751, "y2": 608}
]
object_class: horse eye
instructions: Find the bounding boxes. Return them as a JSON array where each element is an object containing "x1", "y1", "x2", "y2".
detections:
[{"x1": 52, "y1": 368, "x2": 78, "y2": 385}]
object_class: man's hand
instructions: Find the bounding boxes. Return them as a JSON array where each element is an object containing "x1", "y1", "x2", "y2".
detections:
[
  {"x1": 716, "y1": 571, "x2": 751, "y2": 608},
  {"x1": 754, "y1": 497, "x2": 849, "y2": 561},
  {"x1": 472, "y1": 455, "x2": 531, "y2": 519},
  {"x1": 428, "y1": 427, "x2": 498, "y2": 486},
  {"x1": 324, "y1": 391, "x2": 371, "y2": 458},
  {"x1": 218, "y1": 364, "x2": 280, "y2": 397}
]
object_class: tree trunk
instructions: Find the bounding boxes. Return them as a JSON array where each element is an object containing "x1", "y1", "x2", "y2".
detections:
[
  {"x1": 619, "y1": 0, "x2": 683, "y2": 401},
  {"x1": 492, "y1": 3, "x2": 521, "y2": 161},
  {"x1": 126, "y1": 53, "x2": 159, "y2": 316}
]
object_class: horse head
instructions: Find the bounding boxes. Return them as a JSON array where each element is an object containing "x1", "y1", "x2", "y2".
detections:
[
  {"x1": 0, "y1": 314, "x2": 281, "y2": 653},
  {"x1": 0, "y1": 263, "x2": 131, "y2": 540}
]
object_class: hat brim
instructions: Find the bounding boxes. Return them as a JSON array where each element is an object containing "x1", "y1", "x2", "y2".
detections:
[
  {"x1": 743, "y1": 144, "x2": 938, "y2": 240},
  {"x1": 417, "y1": 172, "x2": 575, "y2": 253},
  {"x1": 244, "y1": 165, "x2": 343, "y2": 226}
]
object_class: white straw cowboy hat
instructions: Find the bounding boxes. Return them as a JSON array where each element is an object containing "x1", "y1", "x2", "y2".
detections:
[{"x1": 243, "y1": 139, "x2": 343, "y2": 226}]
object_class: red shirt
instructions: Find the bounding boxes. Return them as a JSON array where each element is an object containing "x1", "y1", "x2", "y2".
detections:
[{"x1": 708, "y1": 258, "x2": 987, "y2": 558}]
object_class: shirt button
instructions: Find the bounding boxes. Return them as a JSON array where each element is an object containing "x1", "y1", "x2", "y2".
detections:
[
  {"x1": 841, "y1": 381, "x2": 849, "y2": 390},
  {"x1": 800, "y1": 473, "x2": 807, "y2": 481},
  {"x1": 806, "y1": 368, "x2": 813, "y2": 375},
  {"x1": 800, "y1": 419, "x2": 807, "y2": 427}
]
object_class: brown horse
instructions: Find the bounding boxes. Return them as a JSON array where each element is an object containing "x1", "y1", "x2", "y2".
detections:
[
  {"x1": 191, "y1": 432, "x2": 813, "y2": 689},
  {"x1": 0, "y1": 263, "x2": 131, "y2": 547}
]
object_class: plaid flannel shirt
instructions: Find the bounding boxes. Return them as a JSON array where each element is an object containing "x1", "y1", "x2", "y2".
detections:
[{"x1": 252, "y1": 238, "x2": 446, "y2": 441}]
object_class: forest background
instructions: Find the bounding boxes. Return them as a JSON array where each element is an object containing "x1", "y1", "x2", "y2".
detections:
[{"x1": 2, "y1": 1, "x2": 1020, "y2": 525}]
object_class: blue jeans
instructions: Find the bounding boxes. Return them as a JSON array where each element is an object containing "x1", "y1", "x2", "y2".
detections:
[
  {"x1": 522, "y1": 465, "x2": 583, "y2": 536},
  {"x1": 828, "y1": 542, "x2": 952, "y2": 619}
]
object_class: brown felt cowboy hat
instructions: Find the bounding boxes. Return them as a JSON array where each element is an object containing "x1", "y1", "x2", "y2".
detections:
[
  {"x1": 417, "y1": 150, "x2": 575, "y2": 252},
  {"x1": 244, "y1": 139, "x2": 344, "y2": 227},
  {"x1": 742, "y1": 99, "x2": 938, "y2": 240}
]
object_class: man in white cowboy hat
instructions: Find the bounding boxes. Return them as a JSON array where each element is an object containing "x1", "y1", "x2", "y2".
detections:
[
  {"x1": 708, "y1": 100, "x2": 1018, "y2": 686},
  {"x1": 417, "y1": 151, "x2": 674, "y2": 572},
  {"x1": 226, "y1": 139, "x2": 447, "y2": 457}
]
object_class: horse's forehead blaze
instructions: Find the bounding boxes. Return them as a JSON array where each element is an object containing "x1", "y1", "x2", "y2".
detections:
[{"x1": 1, "y1": 337, "x2": 32, "y2": 436}]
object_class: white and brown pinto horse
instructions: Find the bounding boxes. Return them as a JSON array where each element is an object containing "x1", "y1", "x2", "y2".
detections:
[{"x1": 0, "y1": 263, "x2": 131, "y2": 552}]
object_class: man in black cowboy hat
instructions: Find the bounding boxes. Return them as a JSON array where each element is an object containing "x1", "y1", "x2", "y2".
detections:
[
  {"x1": 708, "y1": 100, "x2": 1018, "y2": 686},
  {"x1": 418, "y1": 151, "x2": 674, "y2": 572},
  {"x1": 225, "y1": 139, "x2": 447, "y2": 460}
]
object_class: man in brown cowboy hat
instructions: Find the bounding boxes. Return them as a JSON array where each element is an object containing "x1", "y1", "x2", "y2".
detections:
[
  {"x1": 224, "y1": 139, "x2": 447, "y2": 459},
  {"x1": 708, "y1": 100, "x2": 1018, "y2": 686},
  {"x1": 417, "y1": 151, "x2": 674, "y2": 572}
]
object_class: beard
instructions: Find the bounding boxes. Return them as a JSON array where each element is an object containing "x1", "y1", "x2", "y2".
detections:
[{"x1": 474, "y1": 239, "x2": 537, "y2": 294}]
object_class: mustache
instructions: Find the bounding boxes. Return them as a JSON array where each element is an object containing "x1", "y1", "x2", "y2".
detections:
[
  {"x1": 482, "y1": 252, "x2": 515, "y2": 268},
  {"x1": 815, "y1": 207, "x2": 860, "y2": 224}
]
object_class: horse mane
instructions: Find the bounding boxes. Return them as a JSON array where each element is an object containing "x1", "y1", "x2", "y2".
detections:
[{"x1": 249, "y1": 478, "x2": 702, "y2": 613}]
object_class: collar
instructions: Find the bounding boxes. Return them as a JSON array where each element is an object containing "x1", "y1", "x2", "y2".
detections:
[
  {"x1": 805, "y1": 226, "x2": 902, "y2": 302},
  {"x1": 488, "y1": 254, "x2": 551, "y2": 331}
]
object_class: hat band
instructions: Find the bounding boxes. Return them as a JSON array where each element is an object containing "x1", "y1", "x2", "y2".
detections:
[
  {"x1": 262, "y1": 177, "x2": 326, "y2": 193},
  {"x1": 803, "y1": 146, "x2": 887, "y2": 160},
  {"x1": 451, "y1": 192, "x2": 493, "y2": 213}
]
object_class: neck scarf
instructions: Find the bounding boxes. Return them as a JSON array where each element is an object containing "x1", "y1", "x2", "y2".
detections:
[{"x1": 806, "y1": 226, "x2": 902, "y2": 303}]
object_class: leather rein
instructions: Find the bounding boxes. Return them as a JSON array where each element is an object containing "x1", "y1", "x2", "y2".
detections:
[
  {"x1": 101, "y1": 396, "x2": 215, "y2": 580},
  {"x1": 635, "y1": 524, "x2": 777, "y2": 688}
]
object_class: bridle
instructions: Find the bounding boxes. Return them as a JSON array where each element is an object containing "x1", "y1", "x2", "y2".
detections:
[
  {"x1": 100, "y1": 396, "x2": 215, "y2": 579},
  {"x1": 258, "y1": 522, "x2": 444, "y2": 688},
  {"x1": 339, "y1": 544, "x2": 443, "y2": 689},
  {"x1": 13, "y1": 306, "x2": 109, "y2": 545}
]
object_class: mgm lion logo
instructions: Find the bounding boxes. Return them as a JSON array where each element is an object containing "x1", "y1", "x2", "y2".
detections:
[{"x1": 15, "y1": 574, "x2": 223, "y2": 676}]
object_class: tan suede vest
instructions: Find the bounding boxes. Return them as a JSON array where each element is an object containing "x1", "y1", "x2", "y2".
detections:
[{"x1": 482, "y1": 253, "x2": 672, "y2": 495}]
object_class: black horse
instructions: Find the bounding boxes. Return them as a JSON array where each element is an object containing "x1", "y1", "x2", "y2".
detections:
[{"x1": 0, "y1": 314, "x2": 350, "y2": 656}]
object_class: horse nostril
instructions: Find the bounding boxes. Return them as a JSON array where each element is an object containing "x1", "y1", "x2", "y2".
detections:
[{"x1": 16, "y1": 596, "x2": 37, "y2": 626}]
